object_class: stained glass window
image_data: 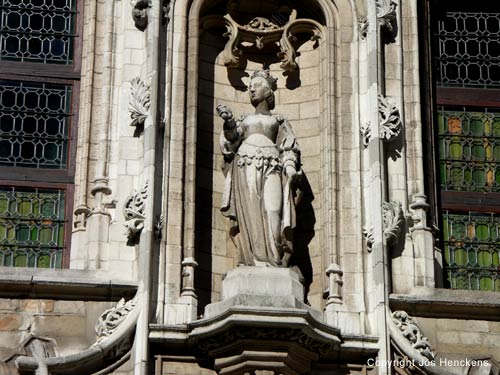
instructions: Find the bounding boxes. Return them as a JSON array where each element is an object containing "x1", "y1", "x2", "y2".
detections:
[
  {"x1": 431, "y1": 3, "x2": 500, "y2": 291},
  {"x1": 0, "y1": 186, "x2": 65, "y2": 268},
  {"x1": 443, "y1": 212, "x2": 500, "y2": 291},
  {"x1": 0, "y1": 80, "x2": 71, "y2": 169},
  {"x1": 0, "y1": 0, "x2": 76, "y2": 64},
  {"x1": 438, "y1": 107, "x2": 500, "y2": 192}
]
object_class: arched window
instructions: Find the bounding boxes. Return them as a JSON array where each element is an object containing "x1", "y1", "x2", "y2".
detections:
[{"x1": 0, "y1": 0, "x2": 82, "y2": 268}]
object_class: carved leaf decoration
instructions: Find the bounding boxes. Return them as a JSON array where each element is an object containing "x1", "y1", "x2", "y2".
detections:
[
  {"x1": 360, "y1": 121, "x2": 371, "y2": 147},
  {"x1": 379, "y1": 94, "x2": 402, "y2": 142},
  {"x1": 382, "y1": 200, "x2": 404, "y2": 246},
  {"x1": 392, "y1": 311, "x2": 435, "y2": 361},
  {"x1": 129, "y1": 77, "x2": 151, "y2": 131},
  {"x1": 376, "y1": 0, "x2": 397, "y2": 35},
  {"x1": 123, "y1": 181, "x2": 148, "y2": 245},
  {"x1": 95, "y1": 295, "x2": 137, "y2": 344}
]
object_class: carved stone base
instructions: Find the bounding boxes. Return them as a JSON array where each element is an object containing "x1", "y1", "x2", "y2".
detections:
[
  {"x1": 190, "y1": 267, "x2": 339, "y2": 375},
  {"x1": 204, "y1": 266, "x2": 319, "y2": 320}
]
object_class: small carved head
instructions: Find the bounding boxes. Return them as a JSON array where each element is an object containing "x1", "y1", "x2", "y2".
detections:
[{"x1": 249, "y1": 69, "x2": 277, "y2": 109}]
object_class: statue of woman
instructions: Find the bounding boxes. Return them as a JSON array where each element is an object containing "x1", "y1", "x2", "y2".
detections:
[{"x1": 216, "y1": 69, "x2": 300, "y2": 267}]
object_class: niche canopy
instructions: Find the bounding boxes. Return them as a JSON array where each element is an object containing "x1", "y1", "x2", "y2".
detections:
[{"x1": 214, "y1": 8, "x2": 323, "y2": 71}]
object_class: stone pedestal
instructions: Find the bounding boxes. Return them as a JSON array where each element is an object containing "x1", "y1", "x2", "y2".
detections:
[
  {"x1": 204, "y1": 266, "x2": 319, "y2": 319},
  {"x1": 190, "y1": 266, "x2": 340, "y2": 375}
]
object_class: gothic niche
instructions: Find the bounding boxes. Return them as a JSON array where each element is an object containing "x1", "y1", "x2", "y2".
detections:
[{"x1": 194, "y1": 0, "x2": 327, "y2": 314}]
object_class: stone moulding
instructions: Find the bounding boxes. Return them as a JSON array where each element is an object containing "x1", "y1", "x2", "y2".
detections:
[
  {"x1": 378, "y1": 94, "x2": 402, "y2": 142},
  {"x1": 123, "y1": 180, "x2": 148, "y2": 246},
  {"x1": 203, "y1": 9, "x2": 323, "y2": 72},
  {"x1": 382, "y1": 200, "x2": 404, "y2": 246},
  {"x1": 129, "y1": 77, "x2": 151, "y2": 136},
  {"x1": 131, "y1": 0, "x2": 152, "y2": 31}
]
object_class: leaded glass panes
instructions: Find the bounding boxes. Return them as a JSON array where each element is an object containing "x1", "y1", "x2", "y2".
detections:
[
  {"x1": 436, "y1": 12, "x2": 500, "y2": 88},
  {"x1": 438, "y1": 107, "x2": 500, "y2": 192},
  {"x1": 0, "y1": 186, "x2": 65, "y2": 268},
  {"x1": 0, "y1": 80, "x2": 71, "y2": 169},
  {"x1": 443, "y1": 211, "x2": 500, "y2": 291},
  {"x1": 0, "y1": 0, "x2": 76, "y2": 64}
]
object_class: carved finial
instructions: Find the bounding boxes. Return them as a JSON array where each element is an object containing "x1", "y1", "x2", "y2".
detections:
[{"x1": 250, "y1": 69, "x2": 278, "y2": 91}]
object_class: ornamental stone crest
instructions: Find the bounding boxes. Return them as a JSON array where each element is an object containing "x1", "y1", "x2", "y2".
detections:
[
  {"x1": 379, "y1": 94, "x2": 402, "y2": 142},
  {"x1": 391, "y1": 310, "x2": 435, "y2": 361},
  {"x1": 95, "y1": 295, "x2": 137, "y2": 344},
  {"x1": 382, "y1": 200, "x2": 404, "y2": 246},
  {"x1": 131, "y1": 0, "x2": 151, "y2": 31},
  {"x1": 209, "y1": 9, "x2": 322, "y2": 72},
  {"x1": 129, "y1": 77, "x2": 151, "y2": 136},
  {"x1": 123, "y1": 181, "x2": 148, "y2": 245}
]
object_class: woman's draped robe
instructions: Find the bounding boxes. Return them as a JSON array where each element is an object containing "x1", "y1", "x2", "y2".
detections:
[{"x1": 219, "y1": 115, "x2": 300, "y2": 267}]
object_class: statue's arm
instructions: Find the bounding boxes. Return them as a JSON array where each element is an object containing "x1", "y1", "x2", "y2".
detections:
[
  {"x1": 216, "y1": 104, "x2": 241, "y2": 143},
  {"x1": 279, "y1": 117, "x2": 300, "y2": 178}
]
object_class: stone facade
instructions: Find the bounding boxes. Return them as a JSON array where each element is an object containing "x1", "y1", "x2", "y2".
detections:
[{"x1": 0, "y1": 0, "x2": 499, "y2": 375}]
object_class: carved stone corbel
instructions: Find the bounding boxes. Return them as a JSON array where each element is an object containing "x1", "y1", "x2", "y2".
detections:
[
  {"x1": 123, "y1": 181, "x2": 148, "y2": 246},
  {"x1": 131, "y1": 0, "x2": 151, "y2": 31},
  {"x1": 376, "y1": 0, "x2": 398, "y2": 40},
  {"x1": 362, "y1": 226, "x2": 375, "y2": 252},
  {"x1": 129, "y1": 77, "x2": 151, "y2": 136},
  {"x1": 379, "y1": 94, "x2": 402, "y2": 142},
  {"x1": 382, "y1": 200, "x2": 404, "y2": 246},
  {"x1": 216, "y1": 9, "x2": 323, "y2": 72},
  {"x1": 95, "y1": 296, "x2": 138, "y2": 344},
  {"x1": 391, "y1": 311, "x2": 435, "y2": 361}
]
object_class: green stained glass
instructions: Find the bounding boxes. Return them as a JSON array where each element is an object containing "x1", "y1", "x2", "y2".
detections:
[
  {"x1": 0, "y1": 187, "x2": 65, "y2": 269},
  {"x1": 443, "y1": 211, "x2": 500, "y2": 291},
  {"x1": 438, "y1": 108, "x2": 500, "y2": 192}
]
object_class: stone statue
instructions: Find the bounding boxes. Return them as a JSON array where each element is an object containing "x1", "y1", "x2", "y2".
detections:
[{"x1": 216, "y1": 69, "x2": 300, "y2": 267}]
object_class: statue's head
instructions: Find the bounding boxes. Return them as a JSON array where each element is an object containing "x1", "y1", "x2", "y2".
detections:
[{"x1": 249, "y1": 69, "x2": 277, "y2": 109}]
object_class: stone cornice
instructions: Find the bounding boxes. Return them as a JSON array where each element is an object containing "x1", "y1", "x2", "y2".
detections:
[
  {"x1": 390, "y1": 289, "x2": 500, "y2": 321},
  {"x1": 0, "y1": 267, "x2": 137, "y2": 301}
]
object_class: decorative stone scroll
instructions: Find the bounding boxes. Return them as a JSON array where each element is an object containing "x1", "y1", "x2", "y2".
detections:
[
  {"x1": 382, "y1": 200, "x2": 404, "y2": 246},
  {"x1": 379, "y1": 94, "x2": 402, "y2": 142},
  {"x1": 376, "y1": 0, "x2": 398, "y2": 38},
  {"x1": 95, "y1": 296, "x2": 138, "y2": 344},
  {"x1": 131, "y1": 0, "x2": 151, "y2": 31},
  {"x1": 391, "y1": 311, "x2": 435, "y2": 361},
  {"x1": 123, "y1": 181, "x2": 148, "y2": 245},
  {"x1": 217, "y1": 9, "x2": 322, "y2": 71},
  {"x1": 129, "y1": 77, "x2": 151, "y2": 136}
]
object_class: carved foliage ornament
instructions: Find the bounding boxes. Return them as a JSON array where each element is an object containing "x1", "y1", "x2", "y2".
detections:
[
  {"x1": 129, "y1": 77, "x2": 151, "y2": 135},
  {"x1": 131, "y1": 0, "x2": 151, "y2": 31},
  {"x1": 123, "y1": 180, "x2": 148, "y2": 245},
  {"x1": 360, "y1": 121, "x2": 371, "y2": 147},
  {"x1": 382, "y1": 200, "x2": 404, "y2": 246},
  {"x1": 218, "y1": 9, "x2": 323, "y2": 72},
  {"x1": 392, "y1": 311, "x2": 435, "y2": 361},
  {"x1": 376, "y1": 0, "x2": 397, "y2": 36},
  {"x1": 359, "y1": 17, "x2": 369, "y2": 40},
  {"x1": 95, "y1": 295, "x2": 138, "y2": 344},
  {"x1": 379, "y1": 94, "x2": 402, "y2": 142}
]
